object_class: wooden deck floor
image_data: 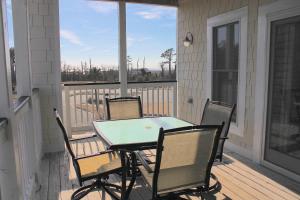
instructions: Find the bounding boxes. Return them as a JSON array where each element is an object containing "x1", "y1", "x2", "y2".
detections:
[{"x1": 37, "y1": 133, "x2": 300, "y2": 200}]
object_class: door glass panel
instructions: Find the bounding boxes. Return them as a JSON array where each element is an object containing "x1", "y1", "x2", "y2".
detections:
[{"x1": 266, "y1": 16, "x2": 300, "y2": 175}]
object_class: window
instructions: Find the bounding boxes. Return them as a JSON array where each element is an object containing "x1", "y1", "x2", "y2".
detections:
[
  {"x1": 126, "y1": 3, "x2": 176, "y2": 82},
  {"x1": 207, "y1": 7, "x2": 247, "y2": 135},
  {"x1": 212, "y1": 22, "x2": 239, "y2": 121},
  {"x1": 59, "y1": 0, "x2": 119, "y2": 83},
  {"x1": 59, "y1": 1, "x2": 177, "y2": 83}
]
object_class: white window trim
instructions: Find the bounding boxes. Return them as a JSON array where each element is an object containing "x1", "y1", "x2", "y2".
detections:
[
  {"x1": 254, "y1": 0, "x2": 300, "y2": 182},
  {"x1": 207, "y1": 7, "x2": 248, "y2": 136}
]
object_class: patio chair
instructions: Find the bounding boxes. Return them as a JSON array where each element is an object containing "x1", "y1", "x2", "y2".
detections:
[
  {"x1": 54, "y1": 108, "x2": 127, "y2": 200},
  {"x1": 105, "y1": 96, "x2": 146, "y2": 173},
  {"x1": 200, "y1": 99, "x2": 236, "y2": 162},
  {"x1": 105, "y1": 96, "x2": 143, "y2": 120},
  {"x1": 137, "y1": 124, "x2": 223, "y2": 199}
]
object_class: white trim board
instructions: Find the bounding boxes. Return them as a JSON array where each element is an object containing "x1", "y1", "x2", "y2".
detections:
[
  {"x1": 261, "y1": 160, "x2": 300, "y2": 183},
  {"x1": 207, "y1": 7, "x2": 247, "y2": 136},
  {"x1": 254, "y1": 0, "x2": 300, "y2": 182},
  {"x1": 224, "y1": 141, "x2": 253, "y2": 160}
]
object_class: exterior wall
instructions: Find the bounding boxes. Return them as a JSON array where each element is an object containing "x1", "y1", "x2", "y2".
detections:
[
  {"x1": 177, "y1": 0, "x2": 278, "y2": 159},
  {"x1": 28, "y1": 0, "x2": 63, "y2": 153}
]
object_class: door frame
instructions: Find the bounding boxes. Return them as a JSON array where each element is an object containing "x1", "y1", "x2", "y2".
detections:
[{"x1": 254, "y1": 0, "x2": 300, "y2": 182}]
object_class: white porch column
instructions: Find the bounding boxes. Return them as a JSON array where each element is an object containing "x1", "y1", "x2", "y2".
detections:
[
  {"x1": 11, "y1": 0, "x2": 32, "y2": 97},
  {"x1": 118, "y1": 0, "x2": 127, "y2": 96},
  {"x1": 0, "y1": 0, "x2": 20, "y2": 199},
  {"x1": 27, "y1": 0, "x2": 63, "y2": 153}
]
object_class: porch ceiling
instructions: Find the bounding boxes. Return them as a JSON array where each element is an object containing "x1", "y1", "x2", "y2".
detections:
[{"x1": 90, "y1": 0, "x2": 179, "y2": 7}]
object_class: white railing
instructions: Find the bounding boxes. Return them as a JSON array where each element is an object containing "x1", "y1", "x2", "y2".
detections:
[
  {"x1": 13, "y1": 89, "x2": 42, "y2": 200},
  {"x1": 63, "y1": 81, "x2": 177, "y2": 135}
]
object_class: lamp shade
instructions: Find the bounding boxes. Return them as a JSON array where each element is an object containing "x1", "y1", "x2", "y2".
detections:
[{"x1": 183, "y1": 32, "x2": 193, "y2": 47}]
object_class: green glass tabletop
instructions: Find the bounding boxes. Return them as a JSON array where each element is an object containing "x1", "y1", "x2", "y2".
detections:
[{"x1": 93, "y1": 117, "x2": 193, "y2": 148}]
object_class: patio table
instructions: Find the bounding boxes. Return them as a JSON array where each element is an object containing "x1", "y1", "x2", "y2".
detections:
[
  {"x1": 93, "y1": 117, "x2": 193, "y2": 150},
  {"x1": 92, "y1": 117, "x2": 193, "y2": 199}
]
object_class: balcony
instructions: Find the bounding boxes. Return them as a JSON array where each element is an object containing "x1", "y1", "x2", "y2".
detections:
[
  {"x1": 39, "y1": 135, "x2": 300, "y2": 200},
  {"x1": 0, "y1": 0, "x2": 300, "y2": 200}
]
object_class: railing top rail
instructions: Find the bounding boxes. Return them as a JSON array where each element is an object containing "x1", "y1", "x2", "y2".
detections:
[
  {"x1": 62, "y1": 80, "x2": 177, "y2": 87},
  {"x1": 63, "y1": 82, "x2": 121, "y2": 86},
  {"x1": 128, "y1": 80, "x2": 177, "y2": 84},
  {"x1": 14, "y1": 96, "x2": 30, "y2": 114},
  {"x1": 0, "y1": 118, "x2": 8, "y2": 129}
]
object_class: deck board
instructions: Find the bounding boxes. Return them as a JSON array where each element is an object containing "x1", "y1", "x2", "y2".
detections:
[{"x1": 38, "y1": 135, "x2": 300, "y2": 200}]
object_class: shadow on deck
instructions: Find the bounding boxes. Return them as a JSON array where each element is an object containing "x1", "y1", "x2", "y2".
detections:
[{"x1": 37, "y1": 132, "x2": 300, "y2": 200}]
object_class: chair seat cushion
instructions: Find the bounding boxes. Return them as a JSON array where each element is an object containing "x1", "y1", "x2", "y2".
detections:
[
  {"x1": 78, "y1": 152, "x2": 122, "y2": 178},
  {"x1": 138, "y1": 165, "x2": 205, "y2": 194}
]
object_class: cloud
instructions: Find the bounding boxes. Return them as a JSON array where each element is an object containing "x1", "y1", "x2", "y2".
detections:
[
  {"x1": 135, "y1": 6, "x2": 176, "y2": 20},
  {"x1": 6, "y1": 0, "x2": 12, "y2": 14},
  {"x1": 135, "y1": 11, "x2": 161, "y2": 19},
  {"x1": 60, "y1": 29, "x2": 97, "y2": 54},
  {"x1": 60, "y1": 29, "x2": 82, "y2": 45},
  {"x1": 87, "y1": 1, "x2": 117, "y2": 14},
  {"x1": 127, "y1": 36, "x2": 151, "y2": 47},
  {"x1": 6, "y1": 0, "x2": 11, "y2": 6},
  {"x1": 80, "y1": 46, "x2": 95, "y2": 52}
]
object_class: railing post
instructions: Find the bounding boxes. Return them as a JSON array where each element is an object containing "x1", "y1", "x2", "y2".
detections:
[
  {"x1": 119, "y1": 0, "x2": 127, "y2": 97},
  {"x1": 12, "y1": 0, "x2": 32, "y2": 97},
  {"x1": 64, "y1": 86, "x2": 72, "y2": 137},
  {"x1": 173, "y1": 83, "x2": 177, "y2": 117}
]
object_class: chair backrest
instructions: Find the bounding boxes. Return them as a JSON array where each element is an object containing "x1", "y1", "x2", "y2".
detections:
[
  {"x1": 200, "y1": 99, "x2": 236, "y2": 159},
  {"x1": 106, "y1": 97, "x2": 143, "y2": 120},
  {"x1": 53, "y1": 108, "x2": 75, "y2": 159},
  {"x1": 153, "y1": 125, "x2": 223, "y2": 195}
]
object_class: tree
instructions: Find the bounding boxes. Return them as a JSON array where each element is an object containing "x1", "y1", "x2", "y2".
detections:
[
  {"x1": 161, "y1": 48, "x2": 176, "y2": 76},
  {"x1": 160, "y1": 62, "x2": 165, "y2": 77},
  {"x1": 9, "y1": 48, "x2": 16, "y2": 93},
  {"x1": 136, "y1": 58, "x2": 140, "y2": 71},
  {"x1": 127, "y1": 56, "x2": 133, "y2": 72}
]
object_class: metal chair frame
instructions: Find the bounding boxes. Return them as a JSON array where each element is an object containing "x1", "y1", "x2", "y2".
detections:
[
  {"x1": 54, "y1": 108, "x2": 128, "y2": 200},
  {"x1": 139, "y1": 124, "x2": 224, "y2": 200},
  {"x1": 201, "y1": 98, "x2": 236, "y2": 161},
  {"x1": 105, "y1": 96, "x2": 143, "y2": 120}
]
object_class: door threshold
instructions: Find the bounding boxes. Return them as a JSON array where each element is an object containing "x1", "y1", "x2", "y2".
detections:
[{"x1": 261, "y1": 160, "x2": 300, "y2": 183}]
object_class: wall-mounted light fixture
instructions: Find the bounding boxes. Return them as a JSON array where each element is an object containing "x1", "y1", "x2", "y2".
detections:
[{"x1": 183, "y1": 32, "x2": 193, "y2": 47}]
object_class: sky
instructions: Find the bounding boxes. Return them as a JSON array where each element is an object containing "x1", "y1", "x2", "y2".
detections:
[
  {"x1": 59, "y1": 0, "x2": 177, "y2": 70},
  {"x1": 5, "y1": 0, "x2": 14, "y2": 47}
]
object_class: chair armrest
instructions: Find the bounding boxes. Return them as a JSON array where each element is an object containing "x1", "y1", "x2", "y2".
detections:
[
  {"x1": 75, "y1": 150, "x2": 115, "y2": 160},
  {"x1": 69, "y1": 134, "x2": 98, "y2": 142},
  {"x1": 220, "y1": 137, "x2": 229, "y2": 140},
  {"x1": 135, "y1": 151, "x2": 154, "y2": 173}
]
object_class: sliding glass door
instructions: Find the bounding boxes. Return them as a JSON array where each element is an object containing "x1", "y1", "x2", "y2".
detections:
[{"x1": 265, "y1": 15, "x2": 300, "y2": 175}]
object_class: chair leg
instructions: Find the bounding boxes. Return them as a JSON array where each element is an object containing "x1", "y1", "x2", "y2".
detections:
[
  {"x1": 208, "y1": 173, "x2": 220, "y2": 191},
  {"x1": 72, "y1": 177, "x2": 124, "y2": 200},
  {"x1": 71, "y1": 181, "x2": 98, "y2": 200},
  {"x1": 102, "y1": 185, "x2": 122, "y2": 200},
  {"x1": 124, "y1": 152, "x2": 137, "y2": 199}
]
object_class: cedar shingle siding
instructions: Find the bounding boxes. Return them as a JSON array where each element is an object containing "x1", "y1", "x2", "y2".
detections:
[{"x1": 177, "y1": 0, "x2": 278, "y2": 157}]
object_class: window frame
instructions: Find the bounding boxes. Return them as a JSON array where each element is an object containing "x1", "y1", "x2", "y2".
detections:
[{"x1": 207, "y1": 7, "x2": 248, "y2": 136}]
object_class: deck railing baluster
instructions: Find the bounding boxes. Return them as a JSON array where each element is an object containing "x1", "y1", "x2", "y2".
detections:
[{"x1": 63, "y1": 81, "x2": 177, "y2": 135}]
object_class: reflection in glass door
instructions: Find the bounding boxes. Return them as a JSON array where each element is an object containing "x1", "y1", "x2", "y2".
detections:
[{"x1": 265, "y1": 16, "x2": 300, "y2": 175}]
